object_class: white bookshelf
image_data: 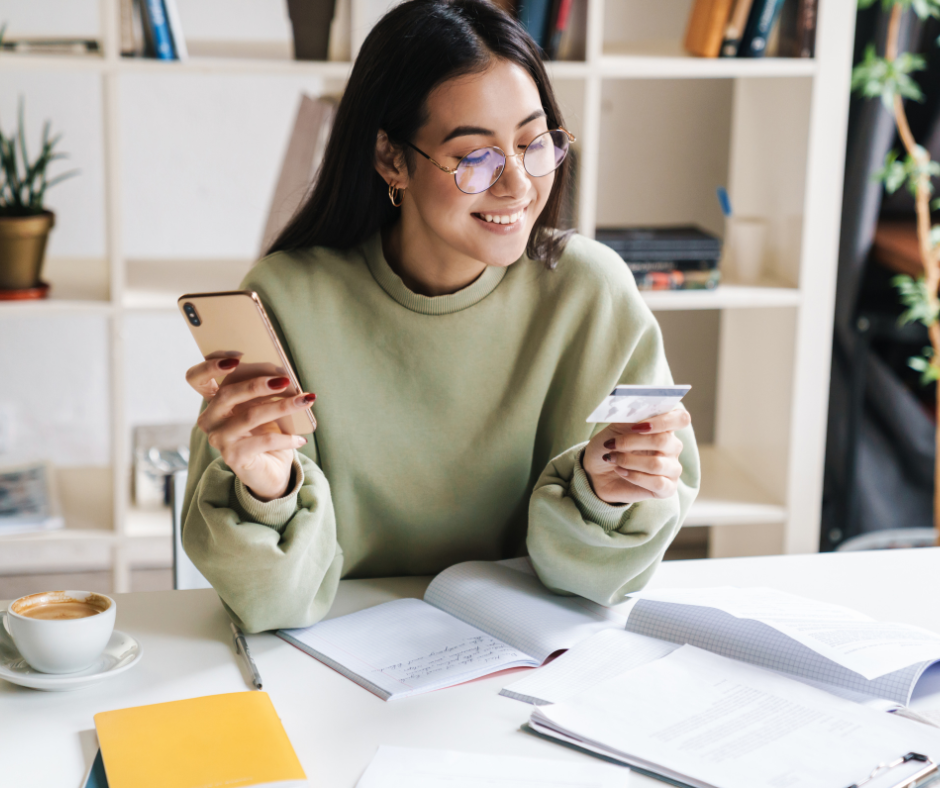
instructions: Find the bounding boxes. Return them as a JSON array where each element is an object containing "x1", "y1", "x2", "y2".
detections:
[{"x1": 0, "y1": 0, "x2": 857, "y2": 587}]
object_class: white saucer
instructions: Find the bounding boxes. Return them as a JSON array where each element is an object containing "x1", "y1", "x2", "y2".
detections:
[{"x1": 0, "y1": 628, "x2": 143, "y2": 691}]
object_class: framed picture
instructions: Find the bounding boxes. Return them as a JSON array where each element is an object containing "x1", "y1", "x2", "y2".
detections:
[{"x1": 0, "y1": 461, "x2": 64, "y2": 534}]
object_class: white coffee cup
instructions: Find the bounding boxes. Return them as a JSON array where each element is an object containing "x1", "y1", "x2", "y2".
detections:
[{"x1": 2, "y1": 590, "x2": 116, "y2": 674}]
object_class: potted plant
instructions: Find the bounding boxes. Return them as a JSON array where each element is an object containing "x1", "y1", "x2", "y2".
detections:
[
  {"x1": 851, "y1": 0, "x2": 940, "y2": 537},
  {"x1": 0, "y1": 100, "x2": 78, "y2": 297}
]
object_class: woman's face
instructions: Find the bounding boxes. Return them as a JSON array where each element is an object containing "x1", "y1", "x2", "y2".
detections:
[{"x1": 401, "y1": 58, "x2": 555, "y2": 269}]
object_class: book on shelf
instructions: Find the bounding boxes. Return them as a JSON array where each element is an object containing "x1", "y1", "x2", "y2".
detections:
[
  {"x1": 684, "y1": 0, "x2": 737, "y2": 58},
  {"x1": 278, "y1": 558, "x2": 627, "y2": 701},
  {"x1": 119, "y1": 0, "x2": 145, "y2": 57},
  {"x1": 596, "y1": 226, "x2": 722, "y2": 291},
  {"x1": 516, "y1": 0, "x2": 553, "y2": 53},
  {"x1": 719, "y1": 0, "x2": 755, "y2": 56},
  {"x1": 776, "y1": 0, "x2": 816, "y2": 58},
  {"x1": 544, "y1": 0, "x2": 573, "y2": 60},
  {"x1": 554, "y1": 0, "x2": 587, "y2": 61},
  {"x1": 135, "y1": 0, "x2": 186, "y2": 61},
  {"x1": 0, "y1": 461, "x2": 64, "y2": 536},
  {"x1": 0, "y1": 39, "x2": 100, "y2": 56},
  {"x1": 737, "y1": 0, "x2": 787, "y2": 57}
]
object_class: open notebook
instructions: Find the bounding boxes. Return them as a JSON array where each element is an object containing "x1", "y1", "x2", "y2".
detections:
[
  {"x1": 502, "y1": 585, "x2": 940, "y2": 714},
  {"x1": 278, "y1": 558, "x2": 626, "y2": 701}
]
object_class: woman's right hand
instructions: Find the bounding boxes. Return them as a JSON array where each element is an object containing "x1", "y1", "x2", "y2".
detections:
[{"x1": 186, "y1": 358, "x2": 315, "y2": 501}]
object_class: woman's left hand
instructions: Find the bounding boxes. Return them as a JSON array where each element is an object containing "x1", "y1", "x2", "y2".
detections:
[{"x1": 582, "y1": 408, "x2": 691, "y2": 505}]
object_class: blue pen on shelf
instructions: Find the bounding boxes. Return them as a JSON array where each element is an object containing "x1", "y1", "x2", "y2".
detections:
[{"x1": 716, "y1": 186, "x2": 732, "y2": 218}]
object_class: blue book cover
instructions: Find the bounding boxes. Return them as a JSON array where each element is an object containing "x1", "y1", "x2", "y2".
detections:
[
  {"x1": 738, "y1": 0, "x2": 786, "y2": 57},
  {"x1": 517, "y1": 0, "x2": 553, "y2": 50},
  {"x1": 142, "y1": 0, "x2": 176, "y2": 60}
]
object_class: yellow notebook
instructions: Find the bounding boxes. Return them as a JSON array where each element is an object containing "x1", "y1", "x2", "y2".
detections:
[{"x1": 94, "y1": 692, "x2": 307, "y2": 788}]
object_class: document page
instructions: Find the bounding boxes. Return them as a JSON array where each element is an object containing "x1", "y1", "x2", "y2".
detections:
[
  {"x1": 532, "y1": 646, "x2": 940, "y2": 788},
  {"x1": 425, "y1": 561, "x2": 626, "y2": 663},
  {"x1": 355, "y1": 746, "x2": 628, "y2": 788},
  {"x1": 632, "y1": 587, "x2": 940, "y2": 680},
  {"x1": 501, "y1": 629, "x2": 679, "y2": 705},
  {"x1": 280, "y1": 598, "x2": 538, "y2": 700}
]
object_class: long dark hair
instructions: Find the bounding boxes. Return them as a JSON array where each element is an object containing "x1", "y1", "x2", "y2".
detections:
[{"x1": 267, "y1": 0, "x2": 573, "y2": 268}]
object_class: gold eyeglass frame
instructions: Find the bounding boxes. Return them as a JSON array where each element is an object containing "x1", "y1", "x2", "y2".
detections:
[{"x1": 407, "y1": 127, "x2": 576, "y2": 194}]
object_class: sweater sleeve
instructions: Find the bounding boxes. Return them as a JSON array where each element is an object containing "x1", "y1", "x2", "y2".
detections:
[
  {"x1": 526, "y1": 288, "x2": 701, "y2": 607},
  {"x1": 181, "y1": 425, "x2": 344, "y2": 633}
]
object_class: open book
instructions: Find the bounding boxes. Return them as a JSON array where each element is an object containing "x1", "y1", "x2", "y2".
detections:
[
  {"x1": 277, "y1": 558, "x2": 625, "y2": 701},
  {"x1": 502, "y1": 585, "x2": 940, "y2": 714}
]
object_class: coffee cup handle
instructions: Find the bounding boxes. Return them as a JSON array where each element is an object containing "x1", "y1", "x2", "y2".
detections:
[{"x1": 1, "y1": 608, "x2": 9, "y2": 637}]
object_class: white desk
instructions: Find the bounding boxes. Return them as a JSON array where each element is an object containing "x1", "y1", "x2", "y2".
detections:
[{"x1": 4, "y1": 548, "x2": 940, "y2": 787}]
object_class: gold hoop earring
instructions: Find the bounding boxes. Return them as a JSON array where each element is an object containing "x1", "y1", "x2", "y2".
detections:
[{"x1": 388, "y1": 183, "x2": 404, "y2": 207}]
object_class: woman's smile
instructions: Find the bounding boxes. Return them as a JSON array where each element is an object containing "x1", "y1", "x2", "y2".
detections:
[{"x1": 472, "y1": 204, "x2": 529, "y2": 232}]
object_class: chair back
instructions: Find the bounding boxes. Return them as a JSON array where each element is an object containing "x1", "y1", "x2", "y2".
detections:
[{"x1": 171, "y1": 470, "x2": 213, "y2": 590}]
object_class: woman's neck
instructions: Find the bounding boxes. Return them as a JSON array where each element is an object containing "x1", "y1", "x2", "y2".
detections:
[{"x1": 382, "y1": 220, "x2": 487, "y2": 297}]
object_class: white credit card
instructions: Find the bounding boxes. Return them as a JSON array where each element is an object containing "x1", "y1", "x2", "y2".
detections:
[{"x1": 586, "y1": 384, "x2": 691, "y2": 423}]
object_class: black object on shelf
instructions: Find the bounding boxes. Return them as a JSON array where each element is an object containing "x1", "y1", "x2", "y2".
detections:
[
  {"x1": 287, "y1": 0, "x2": 337, "y2": 61},
  {"x1": 596, "y1": 226, "x2": 723, "y2": 291}
]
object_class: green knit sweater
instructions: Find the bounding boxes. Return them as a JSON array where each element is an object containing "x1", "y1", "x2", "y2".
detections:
[{"x1": 181, "y1": 232, "x2": 700, "y2": 632}]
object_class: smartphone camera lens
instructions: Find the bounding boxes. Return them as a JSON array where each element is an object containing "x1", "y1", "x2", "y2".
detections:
[{"x1": 183, "y1": 302, "x2": 201, "y2": 327}]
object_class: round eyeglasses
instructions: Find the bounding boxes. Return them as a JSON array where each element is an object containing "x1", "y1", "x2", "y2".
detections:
[{"x1": 407, "y1": 128, "x2": 576, "y2": 195}]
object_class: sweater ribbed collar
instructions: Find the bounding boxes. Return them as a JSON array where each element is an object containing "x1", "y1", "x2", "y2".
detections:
[{"x1": 364, "y1": 233, "x2": 507, "y2": 316}]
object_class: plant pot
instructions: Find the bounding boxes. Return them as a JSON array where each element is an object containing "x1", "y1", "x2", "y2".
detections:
[{"x1": 0, "y1": 211, "x2": 55, "y2": 290}]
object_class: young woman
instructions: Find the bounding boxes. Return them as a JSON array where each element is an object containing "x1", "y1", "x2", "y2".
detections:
[{"x1": 181, "y1": 0, "x2": 700, "y2": 633}]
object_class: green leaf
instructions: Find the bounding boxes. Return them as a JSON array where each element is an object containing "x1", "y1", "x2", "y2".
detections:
[
  {"x1": 893, "y1": 274, "x2": 939, "y2": 325},
  {"x1": 908, "y1": 347, "x2": 940, "y2": 385},
  {"x1": 873, "y1": 148, "x2": 939, "y2": 195},
  {"x1": 0, "y1": 98, "x2": 75, "y2": 211},
  {"x1": 911, "y1": 0, "x2": 940, "y2": 17},
  {"x1": 851, "y1": 44, "x2": 926, "y2": 108}
]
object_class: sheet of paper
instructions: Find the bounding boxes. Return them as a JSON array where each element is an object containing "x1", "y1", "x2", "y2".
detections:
[
  {"x1": 532, "y1": 646, "x2": 940, "y2": 788},
  {"x1": 631, "y1": 586, "x2": 940, "y2": 680},
  {"x1": 501, "y1": 629, "x2": 679, "y2": 705},
  {"x1": 425, "y1": 561, "x2": 626, "y2": 664},
  {"x1": 280, "y1": 598, "x2": 537, "y2": 700},
  {"x1": 355, "y1": 745, "x2": 628, "y2": 788},
  {"x1": 586, "y1": 385, "x2": 690, "y2": 424}
]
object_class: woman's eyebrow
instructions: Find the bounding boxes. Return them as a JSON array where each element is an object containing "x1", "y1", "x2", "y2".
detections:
[{"x1": 440, "y1": 109, "x2": 547, "y2": 143}]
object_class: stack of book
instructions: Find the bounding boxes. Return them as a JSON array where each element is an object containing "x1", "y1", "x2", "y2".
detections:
[
  {"x1": 513, "y1": 0, "x2": 587, "y2": 61},
  {"x1": 684, "y1": 0, "x2": 816, "y2": 59},
  {"x1": 120, "y1": 0, "x2": 187, "y2": 60},
  {"x1": 596, "y1": 226, "x2": 722, "y2": 291}
]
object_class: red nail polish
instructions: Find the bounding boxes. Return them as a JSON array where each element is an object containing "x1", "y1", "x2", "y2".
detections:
[
  {"x1": 604, "y1": 439, "x2": 616, "y2": 450},
  {"x1": 632, "y1": 422, "x2": 652, "y2": 433},
  {"x1": 268, "y1": 376, "x2": 290, "y2": 390},
  {"x1": 602, "y1": 453, "x2": 612, "y2": 463},
  {"x1": 218, "y1": 358, "x2": 239, "y2": 370},
  {"x1": 302, "y1": 393, "x2": 316, "y2": 405}
]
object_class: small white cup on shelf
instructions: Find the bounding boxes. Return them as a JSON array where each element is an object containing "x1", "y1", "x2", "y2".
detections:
[{"x1": 726, "y1": 216, "x2": 768, "y2": 285}]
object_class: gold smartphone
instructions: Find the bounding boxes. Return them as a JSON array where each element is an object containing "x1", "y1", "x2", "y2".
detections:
[{"x1": 178, "y1": 290, "x2": 316, "y2": 436}]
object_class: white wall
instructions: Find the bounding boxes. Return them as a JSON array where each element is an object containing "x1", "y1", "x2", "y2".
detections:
[
  {"x1": 0, "y1": 316, "x2": 111, "y2": 465},
  {"x1": 1, "y1": 0, "x2": 312, "y2": 468}
]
